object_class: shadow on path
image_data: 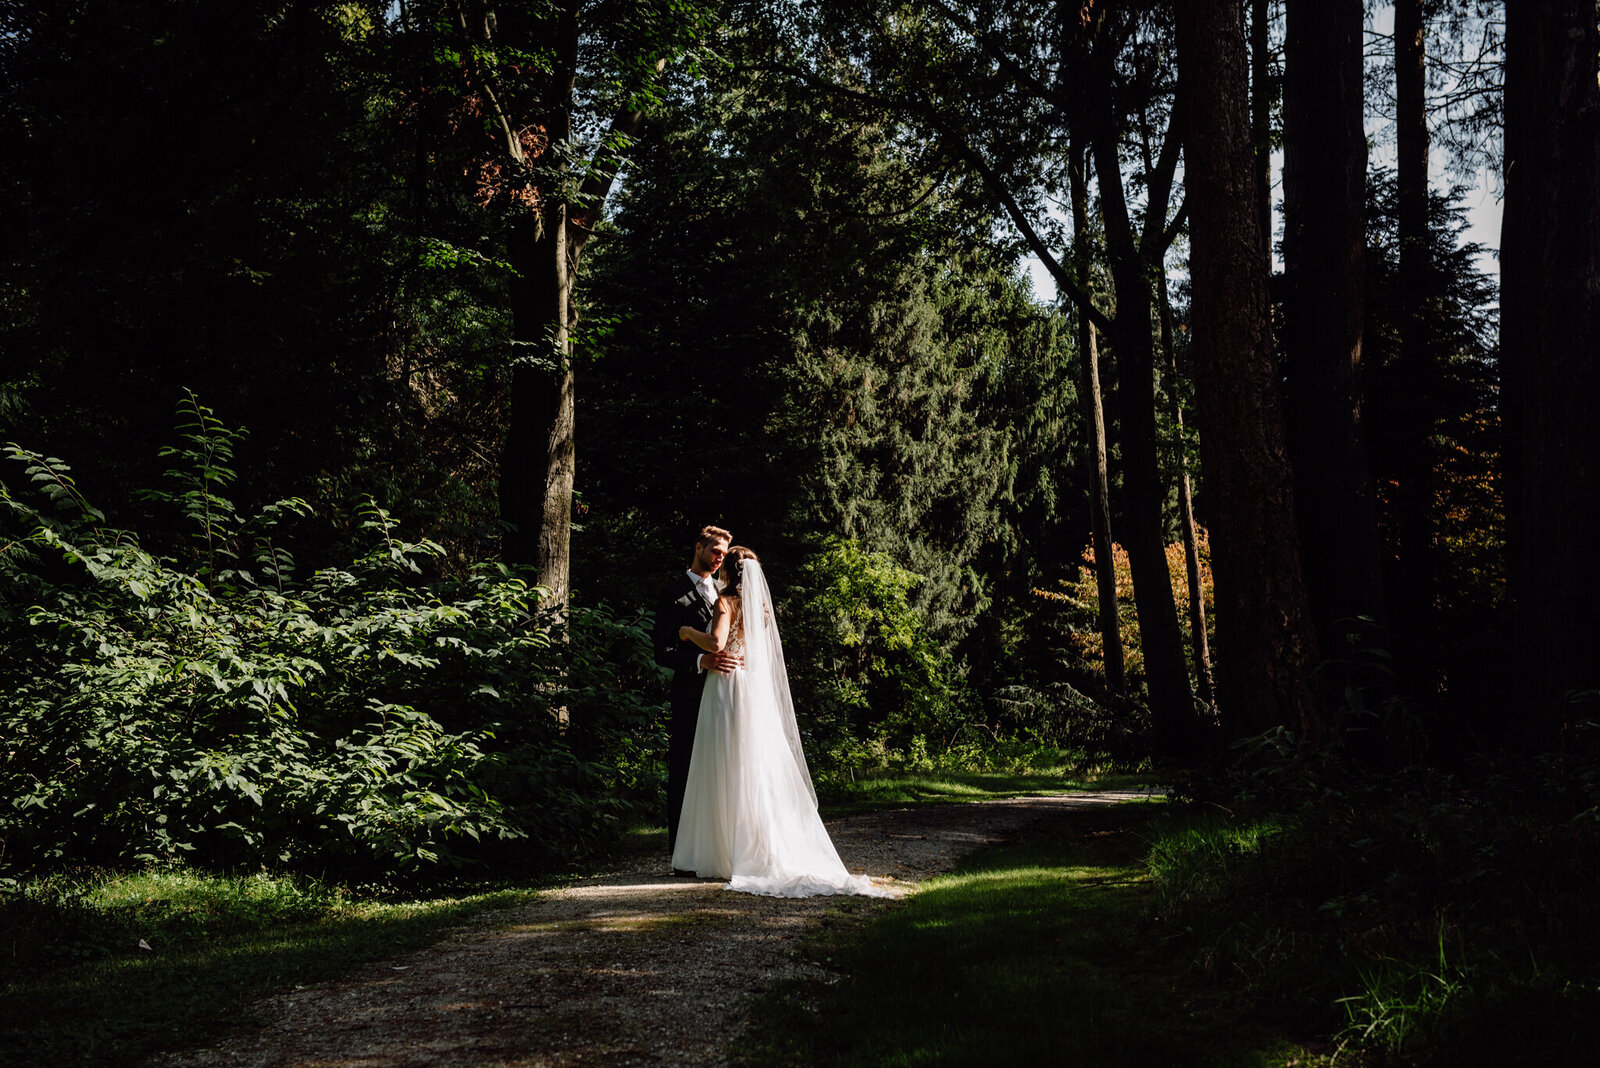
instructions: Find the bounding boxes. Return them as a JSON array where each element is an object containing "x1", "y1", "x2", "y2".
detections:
[{"x1": 160, "y1": 790, "x2": 1159, "y2": 1067}]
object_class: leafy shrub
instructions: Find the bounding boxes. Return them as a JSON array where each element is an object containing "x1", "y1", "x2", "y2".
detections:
[
  {"x1": 0, "y1": 394, "x2": 661, "y2": 881},
  {"x1": 781, "y1": 538, "x2": 973, "y2": 771},
  {"x1": 989, "y1": 680, "x2": 1151, "y2": 767},
  {"x1": 984, "y1": 552, "x2": 1156, "y2": 766}
]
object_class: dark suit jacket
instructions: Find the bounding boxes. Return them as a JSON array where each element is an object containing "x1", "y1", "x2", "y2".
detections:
[
  {"x1": 654, "y1": 572, "x2": 716, "y2": 848},
  {"x1": 653, "y1": 572, "x2": 715, "y2": 681}
]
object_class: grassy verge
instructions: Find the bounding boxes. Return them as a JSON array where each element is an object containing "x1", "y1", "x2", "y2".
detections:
[
  {"x1": 734, "y1": 801, "x2": 1314, "y2": 1067},
  {"x1": 1145, "y1": 792, "x2": 1600, "y2": 1067},
  {"x1": 0, "y1": 868, "x2": 541, "y2": 1066},
  {"x1": 817, "y1": 764, "x2": 1154, "y2": 815},
  {"x1": 0, "y1": 767, "x2": 1131, "y2": 1066}
]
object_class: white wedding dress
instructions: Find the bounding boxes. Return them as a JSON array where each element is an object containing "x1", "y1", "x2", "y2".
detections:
[{"x1": 672, "y1": 562, "x2": 889, "y2": 898}]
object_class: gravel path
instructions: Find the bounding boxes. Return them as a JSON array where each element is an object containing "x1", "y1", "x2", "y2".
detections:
[{"x1": 160, "y1": 789, "x2": 1155, "y2": 1067}]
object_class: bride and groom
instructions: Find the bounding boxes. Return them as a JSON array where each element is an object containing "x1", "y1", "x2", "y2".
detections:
[{"x1": 652, "y1": 526, "x2": 887, "y2": 898}]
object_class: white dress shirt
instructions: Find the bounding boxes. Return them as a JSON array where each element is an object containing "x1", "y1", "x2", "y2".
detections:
[
  {"x1": 687, "y1": 569, "x2": 718, "y2": 607},
  {"x1": 687, "y1": 570, "x2": 719, "y2": 671}
]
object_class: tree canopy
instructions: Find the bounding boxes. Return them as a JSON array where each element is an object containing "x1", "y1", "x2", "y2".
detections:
[{"x1": 3, "y1": 0, "x2": 1593, "y2": 873}]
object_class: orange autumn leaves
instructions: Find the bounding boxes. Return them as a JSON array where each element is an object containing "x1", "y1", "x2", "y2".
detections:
[{"x1": 1036, "y1": 530, "x2": 1215, "y2": 690}]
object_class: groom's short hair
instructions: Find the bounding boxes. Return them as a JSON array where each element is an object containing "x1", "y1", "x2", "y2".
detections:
[{"x1": 696, "y1": 525, "x2": 731, "y2": 549}]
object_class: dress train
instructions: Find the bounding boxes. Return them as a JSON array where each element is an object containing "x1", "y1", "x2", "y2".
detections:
[{"x1": 672, "y1": 663, "x2": 887, "y2": 898}]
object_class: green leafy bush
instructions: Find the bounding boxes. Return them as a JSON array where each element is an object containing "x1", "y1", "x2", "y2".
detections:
[
  {"x1": 0, "y1": 394, "x2": 662, "y2": 881},
  {"x1": 782, "y1": 538, "x2": 973, "y2": 772}
]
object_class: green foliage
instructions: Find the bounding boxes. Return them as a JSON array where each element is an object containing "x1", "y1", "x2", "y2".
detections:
[
  {"x1": 0, "y1": 398, "x2": 662, "y2": 881},
  {"x1": 779, "y1": 256, "x2": 1043, "y2": 641},
  {"x1": 0, "y1": 864, "x2": 535, "y2": 1066},
  {"x1": 1155, "y1": 735, "x2": 1600, "y2": 1065},
  {"x1": 782, "y1": 539, "x2": 972, "y2": 771},
  {"x1": 578, "y1": 42, "x2": 1098, "y2": 766},
  {"x1": 736, "y1": 801, "x2": 1305, "y2": 1067},
  {"x1": 577, "y1": 31, "x2": 1077, "y2": 642}
]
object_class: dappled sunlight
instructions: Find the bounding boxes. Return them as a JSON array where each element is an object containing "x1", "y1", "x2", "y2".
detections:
[
  {"x1": 736, "y1": 802, "x2": 1301, "y2": 1066},
  {"x1": 506, "y1": 899, "x2": 757, "y2": 936},
  {"x1": 903, "y1": 780, "x2": 991, "y2": 796},
  {"x1": 562, "y1": 878, "x2": 721, "y2": 899}
]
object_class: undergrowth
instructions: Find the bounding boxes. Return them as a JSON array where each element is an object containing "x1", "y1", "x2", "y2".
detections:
[
  {"x1": 0, "y1": 864, "x2": 535, "y2": 1066},
  {"x1": 3, "y1": 866, "x2": 345, "y2": 980},
  {"x1": 1, "y1": 394, "x2": 662, "y2": 883},
  {"x1": 1155, "y1": 728, "x2": 1600, "y2": 1066}
]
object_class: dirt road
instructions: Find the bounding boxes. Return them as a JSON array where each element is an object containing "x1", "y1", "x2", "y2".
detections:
[{"x1": 161, "y1": 789, "x2": 1154, "y2": 1067}]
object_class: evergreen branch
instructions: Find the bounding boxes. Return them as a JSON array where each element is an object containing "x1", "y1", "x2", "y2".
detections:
[
  {"x1": 920, "y1": 0, "x2": 1074, "y2": 113},
  {"x1": 748, "y1": 60, "x2": 1110, "y2": 330}
]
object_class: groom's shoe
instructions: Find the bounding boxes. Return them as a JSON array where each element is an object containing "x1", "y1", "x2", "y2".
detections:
[{"x1": 672, "y1": 867, "x2": 695, "y2": 878}]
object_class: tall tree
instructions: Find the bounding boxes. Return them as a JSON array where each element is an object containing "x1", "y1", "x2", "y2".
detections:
[
  {"x1": 1501, "y1": 0, "x2": 1600, "y2": 746},
  {"x1": 1394, "y1": 0, "x2": 1438, "y2": 696},
  {"x1": 423, "y1": 0, "x2": 699, "y2": 604},
  {"x1": 1137, "y1": 83, "x2": 1215, "y2": 708},
  {"x1": 1177, "y1": 0, "x2": 1323, "y2": 744},
  {"x1": 1280, "y1": 0, "x2": 1384, "y2": 665},
  {"x1": 1156, "y1": 262, "x2": 1215, "y2": 707},
  {"x1": 1362, "y1": 171, "x2": 1503, "y2": 746},
  {"x1": 779, "y1": 0, "x2": 1201, "y2": 756},
  {"x1": 1250, "y1": 0, "x2": 1275, "y2": 274},
  {"x1": 1079, "y1": 11, "x2": 1197, "y2": 759},
  {"x1": 1068, "y1": 141, "x2": 1126, "y2": 694}
]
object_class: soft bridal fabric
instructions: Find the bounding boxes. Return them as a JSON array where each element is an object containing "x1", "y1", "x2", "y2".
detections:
[{"x1": 672, "y1": 562, "x2": 888, "y2": 897}]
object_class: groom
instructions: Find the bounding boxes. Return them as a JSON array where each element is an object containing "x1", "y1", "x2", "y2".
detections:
[{"x1": 652, "y1": 525, "x2": 741, "y2": 866}]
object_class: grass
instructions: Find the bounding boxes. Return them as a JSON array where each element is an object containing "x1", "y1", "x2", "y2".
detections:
[
  {"x1": 734, "y1": 801, "x2": 1317, "y2": 1067},
  {"x1": 13, "y1": 755, "x2": 1599, "y2": 1067},
  {"x1": 0, "y1": 868, "x2": 540, "y2": 1066},
  {"x1": 0, "y1": 766, "x2": 1134, "y2": 1067},
  {"x1": 817, "y1": 764, "x2": 1154, "y2": 815},
  {"x1": 1142, "y1": 797, "x2": 1600, "y2": 1068}
]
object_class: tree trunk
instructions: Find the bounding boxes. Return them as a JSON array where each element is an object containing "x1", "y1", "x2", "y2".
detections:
[
  {"x1": 482, "y1": 1, "x2": 579, "y2": 605},
  {"x1": 1090, "y1": 123, "x2": 1199, "y2": 761},
  {"x1": 488, "y1": 3, "x2": 660, "y2": 607},
  {"x1": 1251, "y1": 0, "x2": 1273, "y2": 274},
  {"x1": 1394, "y1": 0, "x2": 1437, "y2": 699},
  {"x1": 1281, "y1": 0, "x2": 1383, "y2": 663},
  {"x1": 1158, "y1": 263, "x2": 1216, "y2": 708},
  {"x1": 1176, "y1": 0, "x2": 1324, "y2": 745},
  {"x1": 1068, "y1": 144, "x2": 1126, "y2": 694},
  {"x1": 503, "y1": 206, "x2": 575, "y2": 605},
  {"x1": 1501, "y1": 0, "x2": 1600, "y2": 748}
]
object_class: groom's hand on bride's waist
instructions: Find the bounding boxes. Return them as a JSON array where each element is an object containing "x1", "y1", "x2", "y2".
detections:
[{"x1": 701, "y1": 650, "x2": 743, "y2": 674}]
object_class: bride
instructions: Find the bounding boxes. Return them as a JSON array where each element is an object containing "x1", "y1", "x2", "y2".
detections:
[{"x1": 671, "y1": 546, "x2": 889, "y2": 897}]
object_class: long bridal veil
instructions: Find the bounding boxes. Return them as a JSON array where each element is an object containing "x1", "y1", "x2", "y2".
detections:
[
  {"x1": 738, "y1": 560, "x2": 816, "y2": 806},
  {"x1": 721, "y1": 560, "x2": 889, "y2": 898}
]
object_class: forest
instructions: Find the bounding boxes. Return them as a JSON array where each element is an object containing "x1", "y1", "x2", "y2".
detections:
[{"x1": 2, "y1": 0, "x2": 1598, "y2": 1064}]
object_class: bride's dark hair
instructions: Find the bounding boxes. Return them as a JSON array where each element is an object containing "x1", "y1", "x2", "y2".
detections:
[{"x1": 719, "y1": 546, "x2": 759, "y2": 597}]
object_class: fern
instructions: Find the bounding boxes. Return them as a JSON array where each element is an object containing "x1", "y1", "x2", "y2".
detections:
[{"x1": 0, "y1": 396, "x2": 664, "y2": 882}]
